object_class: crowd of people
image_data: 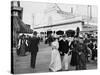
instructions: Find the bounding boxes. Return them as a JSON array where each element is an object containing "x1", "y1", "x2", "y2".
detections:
[
  {"x1": 48, "y1": 31, "x2": 97, "y2": 71},
  {"x1": 16, "y1": 31, "x2": 97, "y2": 72}
]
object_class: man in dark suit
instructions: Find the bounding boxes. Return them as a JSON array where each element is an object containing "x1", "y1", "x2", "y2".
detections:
[
  {"x1": 58, "y1": 35, "x2": 68, "y2": 60},
  {"x1": 58, "y1": 35, "x2": 69, "y2": 70},
  {"x1": 29, "y1": 31, "x2": 39, "y2": 71}
]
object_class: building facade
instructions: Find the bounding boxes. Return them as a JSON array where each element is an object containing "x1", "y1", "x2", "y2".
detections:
[
  {"x1": 33, "y1": 4, "x2": 97, "y2": 35},
  {"x1": 34, "y1": 17, "x2": 84, "y2": 34},
  {"x1": 11, "y1": 1, "x2": 23, "y2": 19}
]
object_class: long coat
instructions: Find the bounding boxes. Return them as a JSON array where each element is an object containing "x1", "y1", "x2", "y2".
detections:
[
  {"x1": 29, "y1": 36, "x2": 40, "y2": 68},
  {"x1": 29, "y1": 36, "x2": 39, "y2": 53}
]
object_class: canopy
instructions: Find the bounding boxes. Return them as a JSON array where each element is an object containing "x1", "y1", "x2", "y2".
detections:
[{"x1": 12, "y1": 16, "x2": 32, "y2": 33}]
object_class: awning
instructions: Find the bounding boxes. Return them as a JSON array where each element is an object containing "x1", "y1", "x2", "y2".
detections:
[{"x1": 12, "y1": 16, "x2": 33, "y2": 33}]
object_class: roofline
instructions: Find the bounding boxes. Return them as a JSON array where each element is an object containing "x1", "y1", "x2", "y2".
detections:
[{"x1": 34, "y1": 20, "x2": 84, "y2": 29}]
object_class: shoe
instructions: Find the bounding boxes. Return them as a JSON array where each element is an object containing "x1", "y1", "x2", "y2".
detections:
[{"x1": 49, "y1": 68, "x2": 53, "y2": 72}]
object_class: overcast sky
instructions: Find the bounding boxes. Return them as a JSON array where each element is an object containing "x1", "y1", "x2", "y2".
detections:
[{"x1": 20, "y1": 1, "x2": 97, "y2": 29}]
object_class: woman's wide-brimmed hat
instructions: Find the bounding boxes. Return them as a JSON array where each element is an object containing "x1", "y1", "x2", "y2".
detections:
[
  {"x1": 65, "y1": 30, "x2": 75, "y2": 37},
  {"x1": 56, "y1": 30, "x2": 64, "y2": 35}
]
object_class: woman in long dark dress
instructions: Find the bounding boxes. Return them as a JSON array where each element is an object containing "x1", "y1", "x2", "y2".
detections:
[
  {"x1": 18, "y1": 34, "x2": 27, "y2": 56},
  {"x1": 75, "y1": 37, "x2": 87, "y2": 70},
  {"x1": 70, "y1": 37, "x2": 79, "y2": 66}
]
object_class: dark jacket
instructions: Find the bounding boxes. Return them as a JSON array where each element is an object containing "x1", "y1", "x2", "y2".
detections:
[
  {"x1": 29, "y1": 36, "x2": 39, "y2": 53},
  {"x1": 58, "y1": 39, "x2": 69, "y2": 56}
]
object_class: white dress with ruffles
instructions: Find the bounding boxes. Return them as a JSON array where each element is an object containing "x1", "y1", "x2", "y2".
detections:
[{"x1": 49, "y1": 40, "x2": 62, "y2": 72}]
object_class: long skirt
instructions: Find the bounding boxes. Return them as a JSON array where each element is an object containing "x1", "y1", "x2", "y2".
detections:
[
  {"x1": 49, "y1": 49, "x2": 62, "y2": 72},
  {"x1": 70, "y1": 51, "x2": 78, "y2": 66},
  {"x1": 76, "y1": 53, "x2": 87, "y2": 70},
  {"x1": 19, "y1": 43, "x2": 26, "y2": 56}
]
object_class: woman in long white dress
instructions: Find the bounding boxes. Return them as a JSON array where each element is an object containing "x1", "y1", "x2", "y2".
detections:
[{"x1": 49, "y1": 38, "x2": 62, "y2": 72}]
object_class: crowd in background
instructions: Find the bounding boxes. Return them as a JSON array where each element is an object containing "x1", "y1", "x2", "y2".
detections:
[
  {"x1": 15, "y1": 31, "x2": 97, "y2": 71},
  {"x1": 48, "y1": 32, "x2": 97, "y2": 71},
  {"x1": 16, "y1": 31, "x2": 97, "y2": 60}
]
